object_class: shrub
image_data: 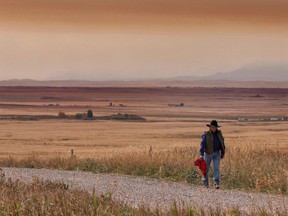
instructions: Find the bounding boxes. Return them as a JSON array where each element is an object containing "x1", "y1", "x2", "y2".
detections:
[
  {"x1": 58, "y1": 112, "x2": 66, "y2": 119},
  {"x1": 75, "y1": 113, "x2": 84, "y2": 120}
]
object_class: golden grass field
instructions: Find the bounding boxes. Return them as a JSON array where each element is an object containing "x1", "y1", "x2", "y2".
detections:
[
  {"x1": 0, "y1": 86, "x2": 287, "y2": 194},
  {"x1": 0, "y1": 86, "x2": 287, "y2": 157},
  {"x1": 0, "y1": 120, "x2": 287, "y2": 159}
]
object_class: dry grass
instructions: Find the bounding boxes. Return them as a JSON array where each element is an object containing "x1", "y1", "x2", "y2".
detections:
[
  {"x1": 0, "y1": 121, "x2": 199, "y2": 158},
  {"x1": 1, "y1": 121, "x2": 287, "y2": 194},
  {"x1": 0, "y1": 178, "x2": 286, "y2": 216},
  {"x1": 0, "y1": 177, "x2": 138, "y2": 215},
  {"x1": 1, "y1": 120, "x2": 287, "y2": 156},
  {"x1": 0, "y1": 86, "x2": 287, "y2": 211}
]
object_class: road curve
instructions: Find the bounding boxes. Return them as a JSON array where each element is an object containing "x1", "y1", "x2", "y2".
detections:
[{"x1": 1, "y1": 167, "x2": 287, "y2": 214}]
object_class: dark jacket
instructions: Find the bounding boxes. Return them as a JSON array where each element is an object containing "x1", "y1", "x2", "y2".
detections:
[{"x1": 200, "y1": 130, "x2": 225, "y2": 158}]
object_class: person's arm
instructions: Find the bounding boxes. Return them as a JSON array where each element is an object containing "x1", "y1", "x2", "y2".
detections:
[
  {"x1": 220, "y1": 143, "x2": 225, "y2": 158},
  {"x1": 220, "y1": 133, "x2": 226, "y2": 159},
  {"x1": 220, "y1": 148, "x2": 225, "y2": 159},
  {"x1": 199, "y1": 133, "x2": 206, "y2": 159}
]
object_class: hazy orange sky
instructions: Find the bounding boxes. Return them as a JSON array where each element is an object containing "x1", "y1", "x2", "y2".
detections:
[{"x1": 0, "y1": 0, "x2": 288, "y2": 80}]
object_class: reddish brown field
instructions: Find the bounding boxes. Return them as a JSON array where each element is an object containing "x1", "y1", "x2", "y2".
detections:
[{"x1": 0, "y1": 86, "x2": 287, "y2": 117}]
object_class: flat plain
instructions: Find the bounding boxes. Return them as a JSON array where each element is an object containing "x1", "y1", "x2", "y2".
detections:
[
  {"x1": 0, "y1": 86, "x2": 288, "y2": 215},
  {"x1": 0, "y1": 86, "x2": 287, "y2": 159}
]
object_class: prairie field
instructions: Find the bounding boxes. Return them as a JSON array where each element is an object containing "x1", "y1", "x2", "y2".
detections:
[{"x1": 0, "y1": 86, "x2": 288, "y2": 195}]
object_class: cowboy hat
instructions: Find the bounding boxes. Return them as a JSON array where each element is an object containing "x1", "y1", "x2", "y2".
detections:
[{"x1": 206, "y1": 120, "x2": 221, "y2": 128}]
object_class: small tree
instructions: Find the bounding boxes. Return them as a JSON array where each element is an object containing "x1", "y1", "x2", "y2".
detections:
[{"x1": 87, "y1": 110, "x2": 93, "y2": 119}]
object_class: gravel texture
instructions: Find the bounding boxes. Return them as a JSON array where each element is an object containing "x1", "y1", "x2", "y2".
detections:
[{"x1": 1, "y1": 167, "x2": 287, "y2": 214}]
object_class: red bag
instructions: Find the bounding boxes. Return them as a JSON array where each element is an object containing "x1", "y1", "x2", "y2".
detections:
[{"x1": 194, "y1": 158, "x2": 207, "y2": 178}]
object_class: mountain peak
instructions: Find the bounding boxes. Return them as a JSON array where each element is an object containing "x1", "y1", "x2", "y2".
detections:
[{"x1": 206, "y1": 63, "x2": 288, "y2": 82}]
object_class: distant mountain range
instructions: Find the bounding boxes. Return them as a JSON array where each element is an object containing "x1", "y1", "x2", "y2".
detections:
[
  {"x1": 169, "y1": 63, "x2": 288, "y2": 82},
  {"x1": 1, "y1": 63, "x2": 288, "y2": 87}
]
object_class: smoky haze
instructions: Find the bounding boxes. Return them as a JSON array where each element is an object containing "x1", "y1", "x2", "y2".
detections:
[
  {"x1": 0, "y1": 0, "x2": 288, "y2": 81},
  {"x1": 1, "y1": 0, "x2": 288, "y2": 28}
]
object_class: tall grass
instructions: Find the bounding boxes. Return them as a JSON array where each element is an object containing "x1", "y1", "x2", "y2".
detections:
[
  {"x1": 1, "y1": 144, "x2": 287, "y2": 194},
  {"x1": 222, "y1": 145, "x2": 288, "y2": 193},
  {"x1": 0, "y1": 177, "x2": 137, "y2": 215},
  {"x1": 0, "y1": 178, "x2": 286, "y2": 216}
]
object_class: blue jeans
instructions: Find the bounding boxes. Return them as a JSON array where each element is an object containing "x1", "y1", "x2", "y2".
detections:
[{"x1": 203, "y1": 151, "x2": 221, "y2": 186}]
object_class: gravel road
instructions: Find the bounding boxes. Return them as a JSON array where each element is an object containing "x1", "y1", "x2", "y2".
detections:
[{"x1": 1, "y1": 167, "x2": 287, "y2": 214}]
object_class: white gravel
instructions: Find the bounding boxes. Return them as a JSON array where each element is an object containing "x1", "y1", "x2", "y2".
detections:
[{"x1": 1, "y1": 167, "x2": 287, "y2": 214}]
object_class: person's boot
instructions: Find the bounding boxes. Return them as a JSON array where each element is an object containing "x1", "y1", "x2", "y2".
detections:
[{"x1": 203, "y1": 179, "x2": 209, "y2": 188}]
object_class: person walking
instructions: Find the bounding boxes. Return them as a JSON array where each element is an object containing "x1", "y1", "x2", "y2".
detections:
[{"x1": 199, "y1": 120, "x2": 226, "y2": 189}]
